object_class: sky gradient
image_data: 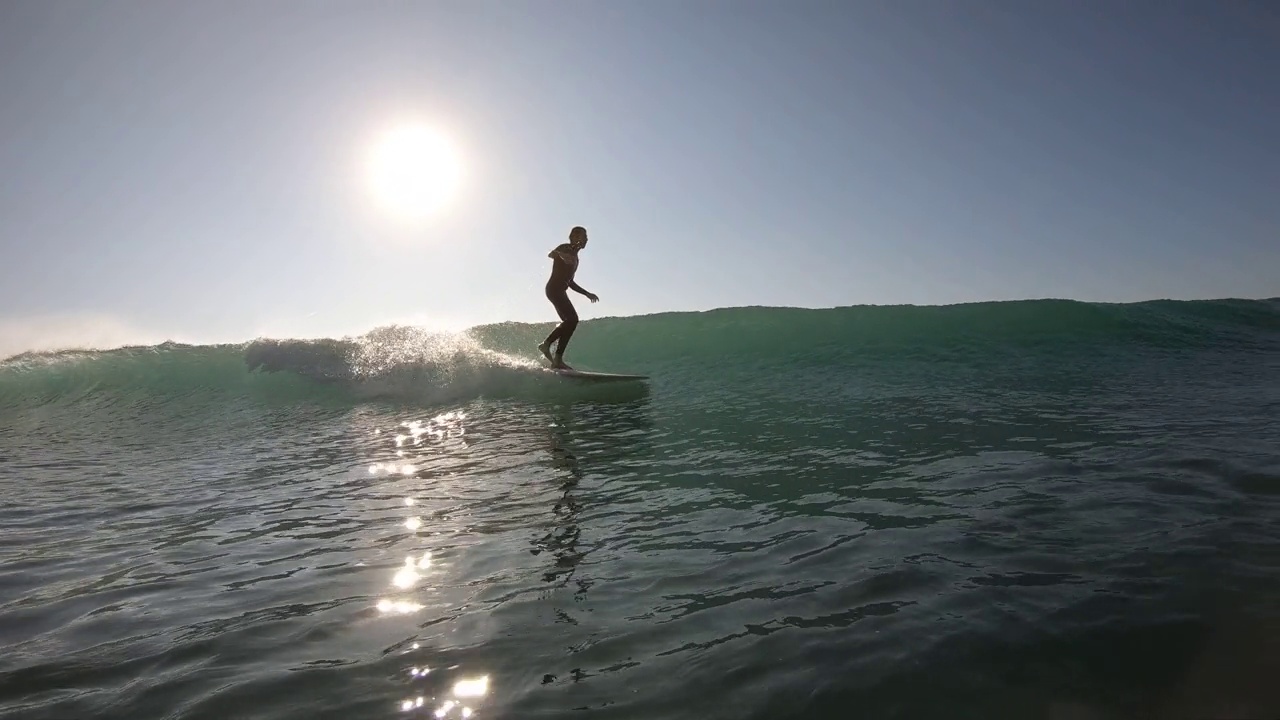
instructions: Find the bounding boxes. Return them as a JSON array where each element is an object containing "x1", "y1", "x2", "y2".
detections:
[{"x1": 1, "y1": 0, "x2": 1277, "y2": 353}]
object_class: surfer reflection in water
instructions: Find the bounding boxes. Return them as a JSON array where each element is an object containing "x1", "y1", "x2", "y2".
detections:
[{"x1": 538, "y1": 226, "x2": 598, "y2": 370}]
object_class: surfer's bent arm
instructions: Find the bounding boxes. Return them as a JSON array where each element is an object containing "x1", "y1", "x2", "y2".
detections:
[{"x1": 569, "y1": 280, "x2": 591, "y2": 296}]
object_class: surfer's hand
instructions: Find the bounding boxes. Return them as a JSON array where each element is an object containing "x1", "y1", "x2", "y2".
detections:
[{"x1": 588, "y1": 293, "x2": 599, "y2": 303}]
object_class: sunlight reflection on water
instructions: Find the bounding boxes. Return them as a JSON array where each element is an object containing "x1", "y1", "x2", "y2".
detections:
[
  {"x1": 376, "y1": 408, "x2": 489, "y2": 717},
  {"x1": 397, "y1": 676, "x2": 487, "y2": 717}
]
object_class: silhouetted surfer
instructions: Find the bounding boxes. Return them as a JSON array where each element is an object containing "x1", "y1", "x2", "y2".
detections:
[{"x1": 538, "y1": 226, "x2": 598, "y2": 369}]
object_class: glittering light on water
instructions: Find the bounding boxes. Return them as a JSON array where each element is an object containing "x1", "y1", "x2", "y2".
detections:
[
  {"x1": 405, "y1": 516, "x2": 422, "y2": 531},
  {"x1": 435, "y1": 410, "x2": 466, "y2": 424},
  {"x1": 370, "y1": 461, "x2": 415, "y2": 476},
  {"x1": 401, "y1": 697, "x2": 426, "y2": 712},
  {"x1": 405, "y1": 497, "x2": 415, "y2": 506},
  {"x1": 392, "y1": 551, "x2": 432, "y2": 588},
  {"x1": 377, "y1": 599, "x2": 424, "y2": 614},
  {"x1": 453, "y1": 676, "x2": 488, "y2": 698},
  {"x1": 392, "y1": 564, "x2": 419, "y2": 589},
  {"x1": 402, "y1": 420, "x2": 428, "y2": 441}
]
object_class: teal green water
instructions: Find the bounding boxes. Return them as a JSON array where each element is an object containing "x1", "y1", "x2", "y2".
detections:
[{"x1": 1, "y1": 299, "x2": 1278, "y2": 719}]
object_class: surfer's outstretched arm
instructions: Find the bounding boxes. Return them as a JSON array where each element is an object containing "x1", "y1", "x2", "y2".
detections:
[{"x1": 569, "y1": 281, "x2": 598, "y2": 302}]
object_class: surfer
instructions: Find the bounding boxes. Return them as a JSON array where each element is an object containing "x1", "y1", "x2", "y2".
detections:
[{"x1": 538, "y1": 226, "x2": 598, "y2": 369}]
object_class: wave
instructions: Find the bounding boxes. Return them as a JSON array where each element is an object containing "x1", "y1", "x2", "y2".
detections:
[
  {"x1": 2, "y1": 298, "x2": 1276, "y2": 406},
  {"x1": 0, "y1": 327, "x2": 581, "y2": 408}
]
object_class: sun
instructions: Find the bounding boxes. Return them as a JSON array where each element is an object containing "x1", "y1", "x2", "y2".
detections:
[{"x1": 365, "y1": 124, "x2": 463, "y2": 222}]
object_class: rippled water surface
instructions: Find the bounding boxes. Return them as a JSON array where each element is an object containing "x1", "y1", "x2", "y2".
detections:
[{"x1": 2, "y1": 308, "x2": 1279, "y2": 720}]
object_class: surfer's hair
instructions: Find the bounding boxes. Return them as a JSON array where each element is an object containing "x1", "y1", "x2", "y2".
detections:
[{"x1": 569, "y1": 226, "x2": 587, "y2": 239}]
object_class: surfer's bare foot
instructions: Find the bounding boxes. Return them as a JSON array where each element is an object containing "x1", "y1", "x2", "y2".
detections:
[
  {"x1": 538, "y1": 341, "x2": 554, "y2": 363},
  {"x1": 552, "y1": 356, "x2": 572, "y2": 370}
]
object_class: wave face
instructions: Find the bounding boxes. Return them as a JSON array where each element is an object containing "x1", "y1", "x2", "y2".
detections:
[{"x1": 2, "y1": 298, "x2": 1277, "y2": 406}]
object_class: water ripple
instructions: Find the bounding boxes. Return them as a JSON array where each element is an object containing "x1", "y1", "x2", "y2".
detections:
[{"x1": 2, "y1": 351, "x2": 1278, "y2": 719}]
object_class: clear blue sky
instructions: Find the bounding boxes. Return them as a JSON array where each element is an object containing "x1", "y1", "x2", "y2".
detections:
[{"x1": 1, "y1": 0, "x2": 1277, "y2": 352}]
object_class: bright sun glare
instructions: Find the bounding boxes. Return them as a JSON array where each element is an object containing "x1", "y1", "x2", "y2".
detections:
[{"x1": 366, "y1": 124, "x2": 463, "y2": 222}]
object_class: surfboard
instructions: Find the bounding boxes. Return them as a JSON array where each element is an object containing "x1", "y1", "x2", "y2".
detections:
[{"x1": 549, "y1": 368, "x2": 648, "y2": 381}]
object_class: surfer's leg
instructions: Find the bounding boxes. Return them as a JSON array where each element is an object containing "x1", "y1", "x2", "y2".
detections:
[
  {"x1": 538, "y1": 332, "x2": 557, "y2": 363},
  {"x1": 542, "y1": 287, "x2": 576, "y2": 366},
  {"x1": 555, "y1": 312, "x2": 578, "y2": 357},
  {"x1": 548, "y1": 292, "x2": 578, "y2": 367},
  {"x1": 541, "y1": 287, "x2": 565, "y2": 359}
]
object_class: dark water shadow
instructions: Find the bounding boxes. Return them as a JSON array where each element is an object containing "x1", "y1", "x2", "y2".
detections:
[{"x1": 529, "y1": 397, "x2": 656, "y2": 589}]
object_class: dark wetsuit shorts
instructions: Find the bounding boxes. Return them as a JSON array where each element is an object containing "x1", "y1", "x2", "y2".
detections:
[{"x1": 546, "y1": 281, "x2": 577, "y2": 324}]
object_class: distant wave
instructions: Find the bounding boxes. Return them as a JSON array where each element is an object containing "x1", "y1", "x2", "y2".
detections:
[{"x1": 2, "y1": 299, "x2": 1276, "y2": 406}]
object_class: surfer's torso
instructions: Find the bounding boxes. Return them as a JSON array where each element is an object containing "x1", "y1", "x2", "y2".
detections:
[{"x1": 547, "y1": 243, "x2": 579, "y2": 290}]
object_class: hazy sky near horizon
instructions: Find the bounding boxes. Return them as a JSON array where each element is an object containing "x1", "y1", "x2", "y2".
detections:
[{"x1": 1, "y1": 0, "x2": 1277, "y2": 352}]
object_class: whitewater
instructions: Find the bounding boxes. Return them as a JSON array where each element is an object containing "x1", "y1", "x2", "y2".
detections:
[{"x1": 1, "y1": 299, "x2": 1278, "y2": 719}]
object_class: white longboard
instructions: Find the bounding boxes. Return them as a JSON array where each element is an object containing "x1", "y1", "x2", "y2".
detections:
[{"x1": 549, "y1": 367, "x2": 648, "y2": 382}]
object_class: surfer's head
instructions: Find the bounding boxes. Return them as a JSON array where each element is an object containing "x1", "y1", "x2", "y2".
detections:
[{"x1": 569, "y1": 226, "x2": 588, "y2": 249}]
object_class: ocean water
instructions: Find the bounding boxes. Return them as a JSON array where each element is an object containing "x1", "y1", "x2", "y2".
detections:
[{"x1": 1, "y1": 299, "x2": 1278, "y2": 720}]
